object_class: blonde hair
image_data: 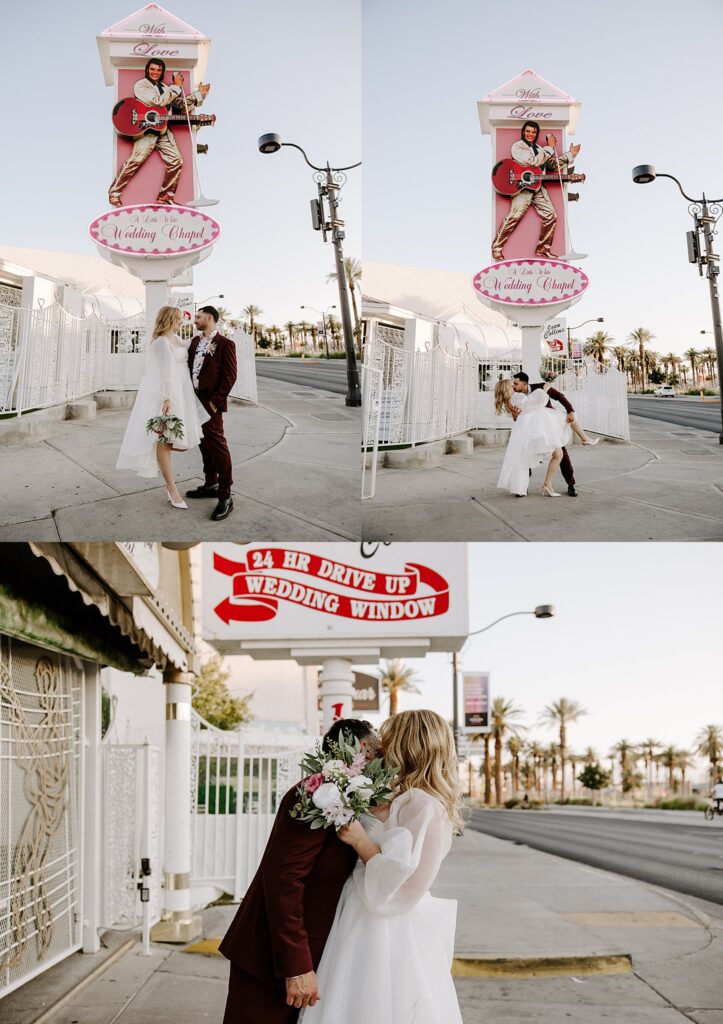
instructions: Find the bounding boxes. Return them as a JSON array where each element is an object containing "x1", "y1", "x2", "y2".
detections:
[
  {"x1": 380, "y1": 709, "x2": 464, "y2": 834},
  {"x1": 152, "y1": 305, "x2": 182, "y2": 340},
  {"x1": 494, "y1": 378, "x2": 513, "y2": 416}
]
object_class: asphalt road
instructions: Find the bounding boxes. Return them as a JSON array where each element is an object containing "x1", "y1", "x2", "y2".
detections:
[
  {"x1": 469, "y1": 807, "x2": 723, "y2": 905},
  {"x1": 255, "y1": 357, "x2": 349, "y2": 395},
  {"x1": 628, "y1": 394, "x2": 722, "y2": 432}
]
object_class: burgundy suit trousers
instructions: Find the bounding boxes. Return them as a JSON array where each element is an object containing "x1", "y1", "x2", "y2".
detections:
[
  {"x1": 222, "y1": 963, "x2": 298, "y2": 1024},
  {"x1": 200, "y1": 409, "x2": 232, "y2": 499}
]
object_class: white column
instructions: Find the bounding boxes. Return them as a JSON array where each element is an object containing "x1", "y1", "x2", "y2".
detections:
[
  {"x1": 81, "y1": 664, "x2": 102, "y2": 953},
  {"x1": 145, "y1": 277, "x2": 170, "y2": 339},
  {"x1": 520, "y1": 324, "x2": 543, "y2": 382},
  {"x1": 319, "y1": 657, "x2": 355, "y2": 732},
  {"x1": 151, "y1": 669, "x2": 201, "y2": 943}
]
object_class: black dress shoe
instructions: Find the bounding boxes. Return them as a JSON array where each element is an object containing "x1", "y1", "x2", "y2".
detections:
[
  {"x1": 567, "y1": 484, "x2": 578, "y2": 497},
  {"x1": 211, "y1": 497, "x2": 233, "y2": 521},
  {"x1": 186, "y1": 484, "x2": 219, "y2": 499}
]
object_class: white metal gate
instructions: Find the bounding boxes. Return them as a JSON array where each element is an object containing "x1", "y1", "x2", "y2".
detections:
[
  {"x1": 102, "y1": 743, "x2": 162, "y2": 930},
  {"x1": 190, "y1": 711, "x2": 310, "y2": 899},
  {"x1": 0, "y1": 637, "x2": 83, "y2": 998}
]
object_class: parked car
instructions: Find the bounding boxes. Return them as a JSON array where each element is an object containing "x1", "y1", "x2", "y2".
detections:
[{"x1": 654, "y1": 385, "x2": 676, "y2": 397}]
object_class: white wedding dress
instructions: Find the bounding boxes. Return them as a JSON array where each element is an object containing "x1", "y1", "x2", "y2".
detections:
[
  {"x1": 301, "y1": 788, "x2": 462, "y2": 1024},
  {"x1": 497, "y1": 387, "x2": 573, "y2": 496},
  {"x1": 116, "y1": 334, "x2": 209, "y2": 478}
]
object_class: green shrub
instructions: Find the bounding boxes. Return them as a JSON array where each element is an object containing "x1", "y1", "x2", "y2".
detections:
[{"x1": 504, "y1": 798, "x2": 521, "y2": 809}]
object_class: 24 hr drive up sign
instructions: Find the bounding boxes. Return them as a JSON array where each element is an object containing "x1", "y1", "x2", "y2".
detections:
[{"x1": 202, "y1": 543, "x2": 469, "y2": 651}]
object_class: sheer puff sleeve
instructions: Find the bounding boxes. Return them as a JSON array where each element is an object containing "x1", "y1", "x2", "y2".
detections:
[{"x1": 355, "y1": 789, "x2": 453, "y2": 917}]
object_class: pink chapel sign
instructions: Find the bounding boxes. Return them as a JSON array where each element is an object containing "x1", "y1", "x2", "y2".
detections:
[
  {"x1": 472, "y1": 259, "x2": 588, "y2": 307},
  {"x1": 89, "y1": 204, "x2": 220, "y2": 257}
]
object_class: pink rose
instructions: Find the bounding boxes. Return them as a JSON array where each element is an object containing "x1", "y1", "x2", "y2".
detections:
[{"x1": 303, "y1": 772, "x2": 325, "y2": 795}]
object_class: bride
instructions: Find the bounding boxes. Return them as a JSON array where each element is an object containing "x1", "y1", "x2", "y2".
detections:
[
  {"x1": 494, "y1": 377, "x2": 576, "y2": 497},
  {"x1": 300, "y1": 709, "x2": 464, "y2": 1024},
  {"x1": 116, "y1": 305, "x2": 209, "y2": 508}
]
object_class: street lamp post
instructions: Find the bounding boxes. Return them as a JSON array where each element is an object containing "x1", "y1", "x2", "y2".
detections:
[
  {"x1": 194, "y1": 293, "x2": 224, "y2": 314},
  {"x1": 258, "y1": 134, "x2": 361, "y2": 406},
  {"x1": 567, "y1": 317, "x2": 604, "y2": 358},
  {"x1": 454, "y1": 605, "x2": 555, "y2": 755},
  {"x1": 301, "y1": 304, "x2": 336, "y2": 359},
  {"x1": 632, "y1": 165, "x2": 723, "y2": 442}
]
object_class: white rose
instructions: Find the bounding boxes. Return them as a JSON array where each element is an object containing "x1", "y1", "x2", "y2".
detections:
[
  {"x1": 345, "y1": 775, "x2": 374, "y2": 798},
  {"x1": 322, "y1": 759, "x2": 346, "y2": 778},
  {"x1": 312, "y1": 782, "x2": 342, "y2": 810}
]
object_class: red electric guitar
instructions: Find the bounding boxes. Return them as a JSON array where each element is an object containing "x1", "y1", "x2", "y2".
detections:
[
  {"x1": 112, "y1": 98, "x2": 216, "y2": 140},
  {"x1": 491, "y1": 159, "x2": 586, "y2": 197}
]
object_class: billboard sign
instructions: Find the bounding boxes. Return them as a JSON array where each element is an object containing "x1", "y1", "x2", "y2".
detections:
[
  {"x1": 462, "y1": 672, "x2": 489, "y2": 733},
  {"x1": 202, "y1": 543, "x2": 469, "y2": 653},
  {"x1": 543, "y1": 317, "x2": 567, "y2": 354}
]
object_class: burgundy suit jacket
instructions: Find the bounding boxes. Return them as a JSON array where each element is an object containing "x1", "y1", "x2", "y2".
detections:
[
  {"x1": 219, "y1": 786, "x2": 357, "y2": 981},
  {"x1": 530, "y1": 381, "x2": 574, "y2": 415},
  {"x1": 188, "y1": 332, "x2": 237, "y2": 412}
]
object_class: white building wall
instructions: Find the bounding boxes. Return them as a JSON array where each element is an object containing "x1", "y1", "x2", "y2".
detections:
[{"x1": 225, "y1": 656, "x2": 319, "y2": 736}]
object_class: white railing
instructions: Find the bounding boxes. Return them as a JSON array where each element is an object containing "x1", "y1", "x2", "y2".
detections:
[
  {"x1": 0, "y1": 303, "x2": 258, "y2": 415},
  {"x1": 362, "y1": 321, "x2": 630, "y2": 460},
  {"x1": 190, "y1": 711, "x2": 311, "y2": 899}
]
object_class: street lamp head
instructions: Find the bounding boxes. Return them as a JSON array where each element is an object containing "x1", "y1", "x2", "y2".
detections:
[
  {"x1": 632, "y1": 164, "x2": 656, "y2": 185},
  {"x1": 258, "y1": 133, "x2": 282, "y2": 155},
  {"x1": 534, "y1": 605, "x2": 556, "y2": 619},
  {"x1": 596, "y1": 317, "x2": 604, "y2": 323}
]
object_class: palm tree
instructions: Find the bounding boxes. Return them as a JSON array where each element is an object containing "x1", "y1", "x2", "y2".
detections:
[
  {"x1": 526, "y1": 740, "x2": 546, "y2": 797},
  {"x1": 568, "y1": 750, "x2": 580, "y2": 798},
  {"x1": 539, "y1": 698, "x2": 587, "y2": 802},
  {"x1": 684, "y1": 347, "x2": 699, "y2": 386},
  {"x1": 483, "y1": 732, "x2": 493, "y2": 805},
  {"x1": 582, "y1": 745, "x2": 598, "y2": 765},
  {"x1": 657, "y1": 745, "x2": 677, "y2": 794},
  {"x1": 638, "y1": 738, "x2": 661, "y2": 799},
  {"x1": 284, "y1": 321, "x2": 297, "y2": 352},
  {"x1": 327, "y1": 314, "x2": 342, "y2": 351},
  {"x1": 612, "y1": 346, "x2": 628, "y2": 374},
  {"x1": 327, "y1": 256, "x2": 362, "y2": 352},
  {"x1": 702, "y1": 347, "x2": 718, "y2": 384},
  {"x1": 628, "y1": 327, "x2": 656, "y2": 391},
  {"x1": 242, "y1": 304, "x2": 263, "y2": 346},
  {"x1": 584, "y1": 330, "x2": 613, "y2": 366},
  {"x1": 695, "y1": 724, "x2": 723, "y2": 785},
  {"x1": 675, "y1": 749, "x2": 695, "y2": 796},
  {"x1": 377, "y1": 659, "x2": 420, "y2": 715},
  {"x1": 490, "y1": 697, "x2": 525, "y2": 805},
  {"x1": 610, "y1": 740, "x2": 638, "y2": 795},
  {"x1": 546, "y1": 743, "x2": 560, "y2": 799},
  {"x1": 507, "y1": 735, "x2": 523, "y2": 796}
]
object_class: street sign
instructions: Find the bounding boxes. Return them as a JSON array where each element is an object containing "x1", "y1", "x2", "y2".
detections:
[
  {"x1": 352, "y1": 671, "x2": 381, "y2": 712},
  {"x1": 461, "y1": 672, "x2": 489, "y2": 733}
]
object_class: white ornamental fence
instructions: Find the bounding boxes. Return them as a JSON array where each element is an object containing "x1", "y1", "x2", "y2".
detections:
[
  {"x1": 101, "y1": 742, "x2": 162, "y2": 933},
  {"x1": 362, "y1": 319, "x2": 630, "y2": 496},
  {"x1": 0, "y1": 637, "x2": 83, "y2": 999},
  {"x1": 0, "y1": 300, "x2": 257, "y2": 415},
  {"x1": 190, "y1": 710, "x2": 311, "y2": 899}
]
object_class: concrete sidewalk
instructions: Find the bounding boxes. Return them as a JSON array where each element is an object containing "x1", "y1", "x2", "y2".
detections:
[
  {"x1": 0, "y1": 378, "x2": 361, "y2": 541},
  {"x1": 363, "y1": 415, "x2": 723, "y2": 541},
  {"x1": 4, "y1": 829, "x2": 720, "y2": 1023}
]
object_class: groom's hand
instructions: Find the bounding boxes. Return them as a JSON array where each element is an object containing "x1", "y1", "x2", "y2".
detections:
[{"x1": 285, "y1": 971, "x2": 320, "y2": 1009}]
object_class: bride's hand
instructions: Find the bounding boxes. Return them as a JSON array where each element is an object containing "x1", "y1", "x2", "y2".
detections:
[
  {"x1": 162, "y1": 400, "x2": 171, "y2": 416},
  {"x1": 337, "y1": 820, "x2": 366, "y2": 847}
]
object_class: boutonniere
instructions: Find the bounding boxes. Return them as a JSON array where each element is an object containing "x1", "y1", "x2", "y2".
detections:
[{"x1": 207, "y1": 340, "x2": 217, "y2": 357}]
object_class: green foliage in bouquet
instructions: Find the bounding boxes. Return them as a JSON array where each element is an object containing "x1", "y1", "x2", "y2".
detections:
[
  {"x1": 290, "y1": 729, "x2": 396, "y2": 831},
  {"x1": 146, "y1": 414, "x2": 185, "y2": 446}
]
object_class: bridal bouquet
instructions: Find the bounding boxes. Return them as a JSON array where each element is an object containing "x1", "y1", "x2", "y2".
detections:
[
  {"x1": 146, "y1": 414, "x2": 185, "y2": 446},
  {"x1": 290, "y1": 730, "x2": 396, "y2": 830}
]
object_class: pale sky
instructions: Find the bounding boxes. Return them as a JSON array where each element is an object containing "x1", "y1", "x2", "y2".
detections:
[
  {"x1": 363, "y1": 0, "x2": 723, "y2": 358},
  {"x1": 3, "y1": 0, "x2": 360, "y2": 328},
  {"x1": 359, "y1": 543, "x2": 722, "y2": 779}
]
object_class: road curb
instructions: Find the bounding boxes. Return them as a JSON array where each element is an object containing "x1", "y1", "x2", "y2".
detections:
[{"x1": 452, "y1": 954, "x2": 633, "y2": 978}]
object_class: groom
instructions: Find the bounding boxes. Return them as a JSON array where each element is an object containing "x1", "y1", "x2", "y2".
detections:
[
  {"x1": 186, "y1": 306, "x2": 237, "y2": 521},
  {"x1": 511, "y1": 371, "x2": 578, "y2": 496},
  {"x1": 219, "y1": 718, "x2": 377, "y2": 1023}
]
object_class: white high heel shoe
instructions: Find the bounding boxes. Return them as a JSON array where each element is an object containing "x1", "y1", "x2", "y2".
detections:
[
  {"x1": 582, "y1": 437, "x2": 600, "y2": 446},
  {"x1": 540, "y1": 484, "x2": 561, "y2": 497},
  {"x1": 166, "y1": 488, "x2": 188, "y2": 510}
]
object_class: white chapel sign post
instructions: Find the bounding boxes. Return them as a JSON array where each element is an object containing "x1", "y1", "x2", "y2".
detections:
[
  {"x1": 94, "y1": 4, "x2": 220, "y2": 333},
  {"x1": 202, "y1": 543, "x2": 470, "y2": 731},
  {"x1": 475, "y1": 70, "x2": 589, "y2": 380}
]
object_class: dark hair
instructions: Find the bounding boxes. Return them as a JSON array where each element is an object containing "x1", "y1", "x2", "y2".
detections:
[
  {"x1": 145, "y1": 58, "x2": 167, "y2": 79},
  {"x1": 322, "y1": 718, "x2": 375, "y2": 752},
  {"x1": 520, "y1": 120, "x2": 540, "y2": 141},
  {"x1": 513, "y1": 371, "x2": 529, "y2": 383},
  {"x1": 198, "y1": 305, "x2": 220, "y2": 322}
]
